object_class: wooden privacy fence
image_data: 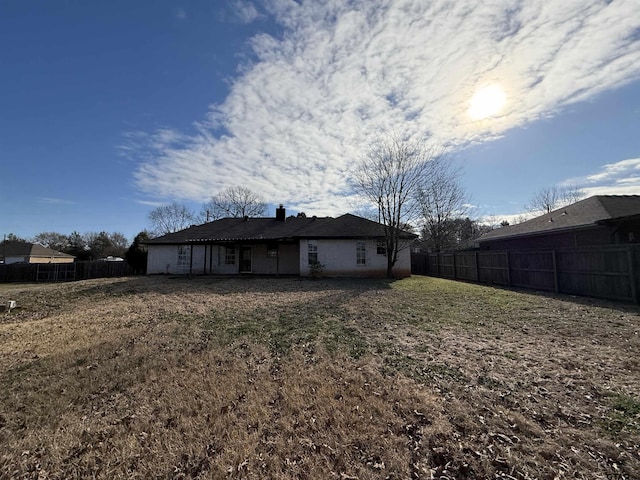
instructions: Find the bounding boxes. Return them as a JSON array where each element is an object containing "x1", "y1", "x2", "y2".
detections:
[
  {"x1": 412, "y1": 245, "x2": 640, "y2": 303},
  {"x1": 0, "y1": 261, "x2": 134, "y2": 283}
]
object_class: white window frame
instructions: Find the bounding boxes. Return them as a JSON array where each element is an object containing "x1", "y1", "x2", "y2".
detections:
[
  {"x1": 177, "y1": 245, "x2": 191, "y2": 267},
  {"x1": 224, "y1": 245, "x2": 236, "y2": 265},
  {"x1": 356, "y1": 241, "x2": 366, "y2": 266},
  {"x1": 308, "y1": 240, "x2": 318, "y2": 265}
]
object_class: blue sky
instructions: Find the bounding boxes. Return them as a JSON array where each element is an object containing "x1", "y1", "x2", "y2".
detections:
[{"x1": 2, "y1": 0, "x2": 639, "y2": 241}]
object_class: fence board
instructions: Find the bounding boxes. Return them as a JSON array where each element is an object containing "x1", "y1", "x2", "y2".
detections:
[
  {"x1": 455, "y1": 252, "x2": 478, "y2": 281},
  {"x1": 477, "y1": 252, "x2": 509, "y2": 285},
  {"x1": 413, "y1": 245, "x2": 640, "y2": 304},
  {"x1": 0, "y1": 261, "x2": 133, "y2": 283}
]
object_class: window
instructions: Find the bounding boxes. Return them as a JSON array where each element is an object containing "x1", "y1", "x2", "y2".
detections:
[
  {"x1": 376, "y1": 240, "x2": 387, "y2": 255},
  {"x1": 308, "y1": 240, "x2": 318, "y2": 265},
  {"x1": 224, "y1": 245, "x2": 236, "y2": 265},
  {"x1": 356, "y1": 241, "x2": 366, "y2": 265},
  {"x1": 266, "y1": 243, "x2": 278, "y2": 258},
  {"x1": 177, "y1": 245, "x2": 190, "y2": 267}
]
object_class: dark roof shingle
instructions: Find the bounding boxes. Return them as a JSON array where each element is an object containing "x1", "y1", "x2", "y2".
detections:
[
  {"x1": 147, "y1": 213, "x2": 416, "y2": 244},
  {"x1": 1, "y1": 241, "x2": 75, "y2": 259},
  {"x1": 478, "y1": 195, "x2": 640, "y2": 243}
]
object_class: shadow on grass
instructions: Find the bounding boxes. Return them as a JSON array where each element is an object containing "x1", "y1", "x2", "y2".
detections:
[
  {"x1": 410, "y1": 274, "x2": 640, "y2": 315},
  {"x1": 55, "y1": 275, "x2": 396, "y2": 298}
]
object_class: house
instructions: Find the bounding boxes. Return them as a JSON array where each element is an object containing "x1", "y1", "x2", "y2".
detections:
[
  {"x1": 145, "y1": 206, "x2": 416, "y2": 277},
  {"x1": 0, "y1": 241, "x2": 75, "y2": 264},
  {"x1": 477, "y1": 195, "x2": 640, "y2": 251}
]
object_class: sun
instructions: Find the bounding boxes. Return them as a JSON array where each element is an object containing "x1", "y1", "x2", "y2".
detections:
[{"x1": 468, "y1": 85, "x2": 507, "y2": 120}]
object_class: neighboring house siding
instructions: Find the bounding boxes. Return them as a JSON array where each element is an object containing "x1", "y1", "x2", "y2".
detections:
[
  {"x1": 298, "y1": 239, "x2": 411, "y2": 277},
  {"x1": 615, "y1": 220, "x2": 640, "y2": 243},
  {"x1": 4, "y1": 256, "x2": 28, "y2": 265},
  {"x1": 27, "y1": 256, "x2": 75, "y2": 264},
  {"x1": 5, "y1": 255, "x2": 74, "y2": 264},
  {"x1": 480, "y1": 227, "x2": 611, "y2": 251}
]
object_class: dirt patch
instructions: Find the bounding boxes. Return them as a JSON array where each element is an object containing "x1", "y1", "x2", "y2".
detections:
[{"x1": 0, "y1": 275, "x2": 638, "y2": 478}]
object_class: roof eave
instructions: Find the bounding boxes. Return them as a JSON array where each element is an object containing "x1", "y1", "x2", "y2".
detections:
[{"x1": 478, "y1": 223, "x2": 600, "y2": 244}]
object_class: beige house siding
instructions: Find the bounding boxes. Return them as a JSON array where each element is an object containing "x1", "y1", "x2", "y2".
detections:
[
  {"x1": 250, "y1": 243, "x2": 300, "y2": 275},
  {"x1": 147, "y1": 239, "x2": 412, "y2": 278},
  {"x1": 147, "y1": 243, "x2": 301, "y2": 275},
  {"x1": 5, "y1": 255, "x2": 74, "y2": 264},
  {"x1": 298, "y1": 239, "x2": 411, "y2": 278},
  {"x1": 27, "y1": 256, "x2": 74, "y2": 264}
]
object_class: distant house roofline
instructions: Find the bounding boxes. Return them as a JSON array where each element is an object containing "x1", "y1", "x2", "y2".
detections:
[
  {"x1": 0, "y1": 241, "x2": 75, "y2": 259},
  {"x1": 477, "y1": 195, "x2": 640, "y2": 244}
]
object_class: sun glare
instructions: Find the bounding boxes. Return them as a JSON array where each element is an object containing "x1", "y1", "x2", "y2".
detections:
[{"x1": 468, "y1": 85, "x2": 506, "y2": 120}]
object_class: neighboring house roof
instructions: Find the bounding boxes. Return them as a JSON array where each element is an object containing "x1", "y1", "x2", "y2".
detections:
[
  {"x1": 0, "y1": 241, "x2": 75, "y2": 260},
  {"x1": 146, "y1": 213, "x2": 417, "y2": 244},
  {"x1": 478, "y1": 195, "x2": 640, "y2": 243}
]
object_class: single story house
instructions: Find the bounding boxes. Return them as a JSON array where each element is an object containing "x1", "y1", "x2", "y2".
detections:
[
  {"x1": 145, "y1": 206, "x2": 416, "y2": 277},
  {"x1": 477, "y1": 195, "x2": 640, "y2": 251},
  {"x1": 0, "y1": 241, "x2": 75, "y2": 264}
]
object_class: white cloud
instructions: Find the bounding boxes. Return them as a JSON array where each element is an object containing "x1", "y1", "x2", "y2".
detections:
[
  {"x1": 175, "y1": 8, "x2": 187, "y2": 21},
  {"x1": 228, "y1": 1, "x2": 261, "y2": 24},
  {"x1": 574, "y1": 158, "x2": 640, "y2": 197},
  {"x1": 581, "y1": 158, "x2": 640, "y2": 183},
  {"x1": 130, "y1": 0, "x2": 640, "y2": 216},
  {"x1": 39, "y1": 197, "x2": 75, "y2": 205},
  {"x1": 135, "y1": 199, "x2": 166, "y2": 207}
]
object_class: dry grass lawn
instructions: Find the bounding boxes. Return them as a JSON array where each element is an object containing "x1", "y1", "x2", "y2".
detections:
[{"x1": 0, "y1": 275, "x2": 638, "y2": 479}]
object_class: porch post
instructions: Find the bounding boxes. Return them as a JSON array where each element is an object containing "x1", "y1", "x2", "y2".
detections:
[{"x1": 203, "y1": 243, "x2": 207, "y2": 274}]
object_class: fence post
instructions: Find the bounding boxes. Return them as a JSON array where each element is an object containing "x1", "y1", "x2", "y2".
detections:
[
  {"x1": 551, "y1": 250, "x2": 559, "y2": 293},
  {"x1": 627, "y1": 246, "x2": 638, "y2": 304},
  {"x1": 452, "y1": 253, "x2": 457, "y2": 280},
  {"x1": 475, "y1": 251, "x2": 480, "y2": 282},
  {"x1": 505, "y1": 251, "x2": 511, "y2": 286}
]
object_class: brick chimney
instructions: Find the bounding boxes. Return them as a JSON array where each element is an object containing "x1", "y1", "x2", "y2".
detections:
[{"x1": 275, "y1": 204, "x2": 286, "y2": 221}]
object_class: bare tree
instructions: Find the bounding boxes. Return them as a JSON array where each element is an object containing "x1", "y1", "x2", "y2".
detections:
[
  {"x1": 148, "y1": 202, "x2": 195, "y2": 236},
  {"x1": 526, "y1": 185, "x2": 585, "y2": 214},
  {"x1": 32, "y1": 232, "x2": 69, "y2": 252},
  {"x1": 354, "y1": 136, "x2": 438, "y2": 278},
  {"x1": 417, "y1": 157, "x2": 468, "y2": 252},
  {"x1": 199, "y1": 187, "x2": 266, "y2": 222},
  {"x1": 1, "y1": 233, "x2": 26, "y2": 243},
  {"x1": 420, "y1": 217, "x2": 490, "y2": 251},
  {"x1": 85, "y1": 231, "x2": 129, "y2": 259}
]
